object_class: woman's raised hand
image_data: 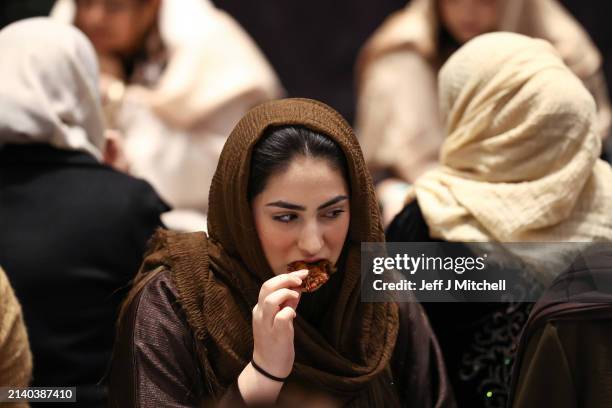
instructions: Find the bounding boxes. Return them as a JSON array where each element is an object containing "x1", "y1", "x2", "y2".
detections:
[
  {"x1": 238, "y1": 270, "x2": 307, "y2": 404},
  {"x1": 251, "y1": 269, "x2": 307, "y2": 378}
]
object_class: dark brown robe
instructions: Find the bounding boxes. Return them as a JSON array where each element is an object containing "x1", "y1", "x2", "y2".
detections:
[
  {"x1": 109, "y1": 266, "x2": 455, "y2": 407},
  {"x1": 509, "y1": 245, "x2": 612, "y2": 408}
]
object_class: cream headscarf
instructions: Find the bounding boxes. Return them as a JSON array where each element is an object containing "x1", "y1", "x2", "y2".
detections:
[
  {"x1": 51, "y1": 0, "x2": 282, "y2": 231},
  {"x1": 0, "y1": 18, "x2": 105, "y2": 160},
  {"x1": 51, "y1": 0, "x2": 283, "y2": 130},
  {"x1": 358, "y1": 0, "x2": 601, "y2": 80},
  {"x1": 414, "y1": 32, "x2": 612, "y2": 242}
]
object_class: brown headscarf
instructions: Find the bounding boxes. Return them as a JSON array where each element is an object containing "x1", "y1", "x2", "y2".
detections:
[{"x1": 135, "y1": 98, "x2": 400, "y2": 406}]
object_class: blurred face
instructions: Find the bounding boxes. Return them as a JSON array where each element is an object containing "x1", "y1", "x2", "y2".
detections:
[
  {"x1": 252, "y1": 156, "x2": 351, "y2": 276},
  {"x1": 439, "y1": 0, "x2": 501, "y2": 44},
  {"x1": 75, "y1": 0, "x2": 159, "y2": 56}
]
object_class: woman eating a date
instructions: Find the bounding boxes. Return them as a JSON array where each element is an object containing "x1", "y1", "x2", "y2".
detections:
[{"x1": 108, "y1": 98, "x2": 455, "y2": 407}]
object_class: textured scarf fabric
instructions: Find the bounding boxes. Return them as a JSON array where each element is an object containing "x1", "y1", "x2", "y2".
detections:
[
  {"x1": 137, "y1": 99, "x2": 400, "y2": 406},
  {"x1": 0, "y1": 267, "x2": 32, "y2": 407},
  {"x1": 0, "y1": 18, "x2": 105, "y2": 160},
  {"x1": 414, "y1": 32, "x2": 612, "y2": 242}
]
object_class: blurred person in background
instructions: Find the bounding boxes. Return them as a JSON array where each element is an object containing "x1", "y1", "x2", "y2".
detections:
[
  {"x1": 51, "y1": 0, "x2": 284, "y2": 231},
  {"x1": 0, "y1": 267, "x2": 32, "y2": 408},
  {"x1": 386, "y1": 32, "x2": 612, "y2": 407},
  {"x1": 508, "y1": 245, "x2": 612, "y2": 408},
  {"x1": 356, "y1": 0, "x2": 612, "y2": 225},
  {"x1": 0, "y1": 18, "x2": 168, "y2": 407}
]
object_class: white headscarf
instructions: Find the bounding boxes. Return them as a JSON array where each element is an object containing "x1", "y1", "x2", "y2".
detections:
[
  {"x1": 0, "y1": 18, "x2": 105, "y2": 160},
  {"x1": 414, "y1": 32, "x2": 612, "y2": 242},
  {"x1": 51, "y1": 0, "x2": 282, "y2": 130}
]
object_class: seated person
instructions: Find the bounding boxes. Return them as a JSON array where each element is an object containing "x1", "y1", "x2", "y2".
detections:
[
  {"x1": 52, "y1": 0, "x2": 284, "y2": 231},
  {"x1": 0, "y1": 18, "x2": 168, "y2": 407},
  {"x1": 509, "y1": 245, "x2": 612, "y2": 408},
  {"x1": 357, "y1": 0, "x2": 612, "y2": 224},
  {"x1": 386, "y1": 32, "x2": 612, "y2": 408}
]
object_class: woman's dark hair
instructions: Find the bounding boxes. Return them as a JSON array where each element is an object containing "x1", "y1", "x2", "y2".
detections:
[
  {"x1": 247, "y1": 126, "x2": 349, "y2": 201},
  {"x1": 435, "y1": 1, "x2": 462, "y2": 67}
]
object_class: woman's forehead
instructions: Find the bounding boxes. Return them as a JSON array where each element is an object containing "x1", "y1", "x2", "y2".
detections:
[{"x1": 258, "y1": 157, "x2": 349, "y2": 204}]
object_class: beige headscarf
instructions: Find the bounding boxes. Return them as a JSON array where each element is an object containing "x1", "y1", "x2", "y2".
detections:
[
  {"x1": 358, "y1": 0, "x2": 601, "y2": 80},
  {"x1": 0, "y1": 18, "x2": 105, "y2": 160},
  {"x1": 414, "y1": 32, "x2": 612, "y2": 242},
  {"x1": 0, "y1": 267, "x2": 32, "y2": 408},
  {"x1": 51, "y1": 0, "x2": 283, "y2": 130}
]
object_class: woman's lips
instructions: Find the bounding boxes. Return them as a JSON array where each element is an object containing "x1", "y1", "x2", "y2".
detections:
[{"x1": 297, "y1": 258, "x2": 324, "y2": 264}]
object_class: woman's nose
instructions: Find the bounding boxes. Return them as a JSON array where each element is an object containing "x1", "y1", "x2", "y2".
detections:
[{"x1": 297, "y1": 222, "x2": 324, "y2": 256}]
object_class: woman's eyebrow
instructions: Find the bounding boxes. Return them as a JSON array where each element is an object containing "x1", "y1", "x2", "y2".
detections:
[
  {"x1": 317, "y1": 195, "x2": 349, "y2": 210},
  {"x1": 265, "y1": 195, "x2": 348, "y2": 211},
  {"x1": 265, "y1": 201, "x2": 306, "y2": 211}
]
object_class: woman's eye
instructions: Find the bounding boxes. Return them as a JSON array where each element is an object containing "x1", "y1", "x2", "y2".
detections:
[
  {"x1": 273, "y1": 214, "x2": 297, "y2": 223},
  {"x1": 323, "y1": 209, "x2": 345, "y2": 219}
]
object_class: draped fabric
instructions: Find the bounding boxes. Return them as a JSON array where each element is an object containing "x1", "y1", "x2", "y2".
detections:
[
  {"x1": 358, "y1": 0, "x2": 602, "y2": 81},
  {"x1": 356, "y1": 0, "x2": 611, "y2": 183},
  {"x1": 51, "y1": 0, "x2": 282, "y2": 130},
  {"x1": 51, "y1": 0, "x2": 283, "y2": 230},
  {"x1": 0, "y1": 18, "x2": 105, "y2": 160},
  {"x1": 413, "y1": 33, "x2": 612, "y2": 243}
]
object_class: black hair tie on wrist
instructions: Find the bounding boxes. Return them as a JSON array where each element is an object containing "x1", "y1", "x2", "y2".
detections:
[{"x1": 250, "y1": 359, "x2": 288, "y2": 382}]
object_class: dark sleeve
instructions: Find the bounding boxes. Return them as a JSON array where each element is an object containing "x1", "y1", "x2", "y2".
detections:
[
  {"x1": 511, "y1": 323, "x2": 574, "y2": 408},
  {"x1": 108, "y1": 270, "x2": 247, "y2": 408},
  {"x1": 386, "y1": 200, "x2": 433, "y2": 242},
  {"x1": 392, "y1": 301, "x2": 457, "y2": 408},
  {"x1": 512, "y1": 319, "x2": 612, "y2": 408}
]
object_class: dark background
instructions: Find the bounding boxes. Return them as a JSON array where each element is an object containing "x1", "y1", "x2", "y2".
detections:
[{"x1": 1, "y1": 0, "x2": 609, "y2": 125}]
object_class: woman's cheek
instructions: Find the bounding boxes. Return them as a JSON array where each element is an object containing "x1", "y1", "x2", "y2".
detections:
[
  {"x1": 263, "y1": 223, "x2": 295, "y2": 272},
  {"x1": 330, "y1": 216, "x2": 350, "y2": 258}
]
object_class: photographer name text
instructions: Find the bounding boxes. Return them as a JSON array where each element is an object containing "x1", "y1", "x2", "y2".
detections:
[{"x1": 372, "y1": 279, "x2": 506, "y2": 292}]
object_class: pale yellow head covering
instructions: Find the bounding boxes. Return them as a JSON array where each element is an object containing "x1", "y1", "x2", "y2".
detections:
[{"x1": 414, "y1": 32, "x2": 612, "y2": 242}]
